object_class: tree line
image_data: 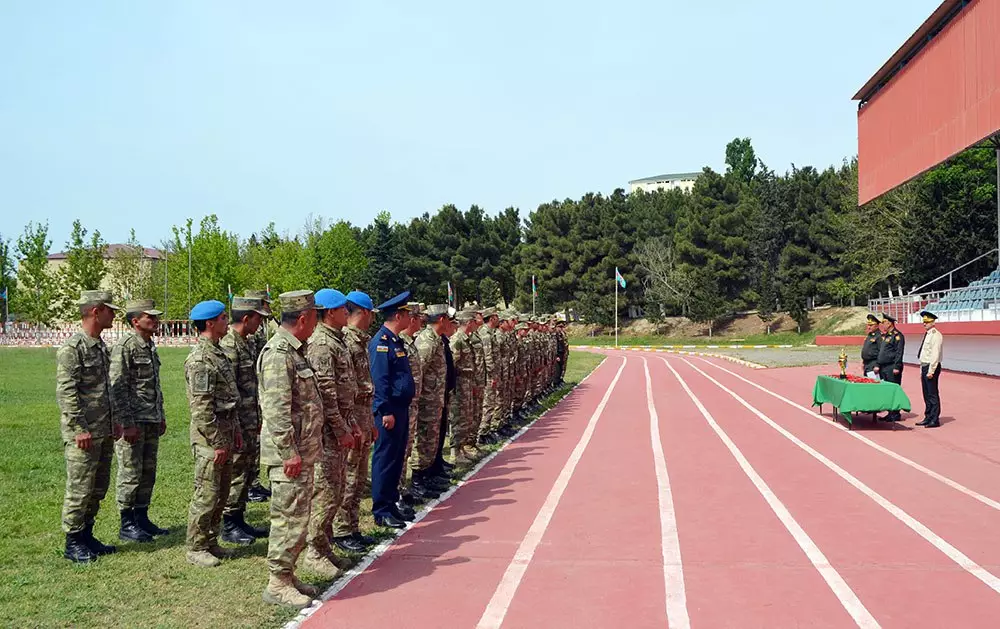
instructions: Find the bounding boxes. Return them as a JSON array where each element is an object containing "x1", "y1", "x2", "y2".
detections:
[{"x1": 1, "y1": 139, "x2": 996, "y2": 329}]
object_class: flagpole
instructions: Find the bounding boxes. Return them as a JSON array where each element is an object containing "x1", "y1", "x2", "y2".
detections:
[
  {"x1": 615, "y1": 270, "x2": 619, "y2": 348},
  {"x1": 532, "y1": 275, "x2": 536, "y2": 316}
]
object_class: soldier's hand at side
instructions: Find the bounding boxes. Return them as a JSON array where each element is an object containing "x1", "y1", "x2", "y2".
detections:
[
  {"x1": 873, "y1": 366, "x2": 880, "y2": 373},
  {"x1": 159, "y1": 419, "x2": 167, "y2": 437},
  {"x1": 339, "y1": 432, "x2": 356, "y2": 449},
  {"x1": 893, "y1": 369, "x2": 900, "y2": 375},
  {"x1": 235, "y1": 430, "x2": 244, "y2": 452},
  {"x1": 382, "y1": 414, "x2": 395, "y2": 430},
  {"x1": 123, "y1": 426, "x2": 140, "y2": 444},
  {"x1": 75, "y1": 432, "x2": 93, "y2": 450},
  {"x1": 112, "y1": 423, "x2": 124, "y2": 440},
  {"x1": 371, "y1": 426, "x2": 379, "y2": 443},
  {"x1": 213, "y1": 448, "x2": 228, "y2": 466},
  {"x1": 927, "y1": 372, "x2": 935, "y2": 380},
  {"x1": 284, "y1": 454, "x2": 302, "y2": 479}
]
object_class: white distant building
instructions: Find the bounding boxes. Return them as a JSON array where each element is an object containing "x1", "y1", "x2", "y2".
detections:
[{"x1": 628, "y1": 171, "x2": 701, "y2": 194}]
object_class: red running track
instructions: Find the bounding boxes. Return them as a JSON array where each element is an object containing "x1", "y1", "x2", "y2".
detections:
[{"x1": 301, "y1": 352, "x2": 1000, "y2": 628}]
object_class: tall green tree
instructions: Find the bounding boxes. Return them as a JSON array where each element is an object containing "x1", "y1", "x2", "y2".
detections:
[
  {"x1": 14, "y1": 221, "x2": 56, "y2": 325},
  {"x1": 305, "y1": 217, "x2": 368, "y2": 291},
  {"x1": 56, "y1": 220, "x2": 108, "y2": 319},
  {"x1": 107, "y1": 229, "x2": 158, "y2": 303},
  {"x1": 725, "y1": 137, "x2": 759, "y2": 186},
  {"x1": 362, "y1": 211, "x2": 407, "y2": 305},
  {"x1": 479, "y1": 277, "x2": 503, "y2": 308}
]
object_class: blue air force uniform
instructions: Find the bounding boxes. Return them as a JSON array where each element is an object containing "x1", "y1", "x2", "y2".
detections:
[{"x1": 368, "y1": 293, "x2": 415, "y2": 522}]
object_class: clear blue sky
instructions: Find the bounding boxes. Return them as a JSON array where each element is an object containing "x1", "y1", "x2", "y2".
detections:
[{"x1": 0, "y1": 0, "x2": 941, "y2": 251}]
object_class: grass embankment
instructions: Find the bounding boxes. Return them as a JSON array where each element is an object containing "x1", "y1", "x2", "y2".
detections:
[
  {"x1": 0, "y1": 348, "x2": 602, "y2": 628},
  {"x1": 571, "y1": 309, "x2": 867, "y2": 348}
]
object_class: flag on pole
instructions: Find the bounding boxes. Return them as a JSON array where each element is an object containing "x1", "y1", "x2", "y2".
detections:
[
  {"x1": 532, "y1": 275, "x2": 537, "y2": 296},
  {"x1": 227, "y1": 284, "x2": 233, "y2": 305},
  {"x1": 266, "y1": 283, "x2": 271, "y2": 301},
  {"x1": 615, "y1": 267, "x2": 626, "y2": 289},
  {"x1": 447, "y1": 282, "x2": 454, "y2": 306},
  {"x1": 0, "y1": 286, "x2": 6, "y2": 301}
]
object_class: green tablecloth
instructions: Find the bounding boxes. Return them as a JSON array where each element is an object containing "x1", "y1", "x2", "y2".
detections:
[{"x1": 812, "y1": 375, "x2": 911, "y2": 421}]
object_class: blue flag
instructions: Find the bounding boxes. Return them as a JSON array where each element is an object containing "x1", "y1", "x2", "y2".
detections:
[
  {"x1": 615, "y1": 267, "x2": 626, "y2": 289},
  {"x1": 0, "y1": 286, "x2": 6, "y2": 301}
]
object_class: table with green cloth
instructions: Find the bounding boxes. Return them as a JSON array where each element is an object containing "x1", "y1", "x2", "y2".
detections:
[{"x1": 811, "y1": 375, "x2": 912, "y2": 428}]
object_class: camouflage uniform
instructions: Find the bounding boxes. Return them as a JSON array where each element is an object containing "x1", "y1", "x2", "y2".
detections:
[
  {"x1": 57, "y1": 331, "x2": 114, "y2": 535},
  {"x1": 305, "y1": 322, "x2": 357, "y2": 559},
  {"x1": 185, "y1": 335, "x2": 240, "y2": 552},
  {"x1": 332, "y1": 323, "x2": 374, "y2": 538},
  {"x1": 477, "y1": 322, "x2": 499, "y2": 436},
  {"x1": 259, "y1": 322, "x2": 324, "y2": 579},
  {"x1": 110, "y1": 329, "x2": 164, "y2": 513},
  {"x1": 413, "y1": 323, "x2": 447, "y2": 471},
  {"x1": 399, "y1": 329, "x2": 422, "y2": 490},
  {"x1": 448, "y1": 326, "x2": 476, "y2": 450},
  {"x1": 220, "y1": 326, "x2": 261, "y2": 518},
  {"x1": 469, "y1": 328, "x2": 486, "y2": 438}
]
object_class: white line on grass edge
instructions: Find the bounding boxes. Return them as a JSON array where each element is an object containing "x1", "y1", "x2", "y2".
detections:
[{"x1": 281, "y1": 354, "x2": 610, "y2": 629}]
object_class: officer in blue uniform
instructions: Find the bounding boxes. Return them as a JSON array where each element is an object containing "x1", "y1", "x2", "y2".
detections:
[{"x1": 368, "y1": 291, "x2": 416, "y2": 529}]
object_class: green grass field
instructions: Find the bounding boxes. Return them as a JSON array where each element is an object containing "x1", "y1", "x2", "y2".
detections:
[{"x1": 0, "y1": 347, "x2": 602, "y2": 628}]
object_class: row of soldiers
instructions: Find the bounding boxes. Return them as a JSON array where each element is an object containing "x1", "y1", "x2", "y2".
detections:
[{"x1": 55, "y1": 288, "x2": 568, "y2": 609}]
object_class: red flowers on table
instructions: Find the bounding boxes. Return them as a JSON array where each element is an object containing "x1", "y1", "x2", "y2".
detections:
[{"x1": 829, "y1": 374, "x2": 879, "y2": 384}]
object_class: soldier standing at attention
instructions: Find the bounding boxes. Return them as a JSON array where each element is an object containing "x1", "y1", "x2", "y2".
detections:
[
  {"x1": 220, "y1": 296, "x2": 271, "y2": 545},
  {"x1": 860, "y1": 313, "x2": 882, "y2": 376},
  {"x1": 477, "y1": 308, "x2": 500, "y2": 445},
  {"x1": 411, "y1": 305, "x2": 451, "y2": 496},
  {"x1": 468, "y1": 309, "x2": 486, "y2": 444},
  {"x1": 448, "y1": 309, "x2": 480, "y2": 464},
  {"x1": 110, "y1": 299, "x2": 168, "y2": 545},
  {"x1": 876, "y1": 313, "x2": 906, "y2": 422},
  {"x1": 57, "y1": 290, "x2": 122, "y2": 563},
  {"x1": 368, "y1": 292, "x2": 416, "y2": 529},
  {"x1": 332, "y1": 291, "x2": 379, "y2": 553},
  {"x1": 258, "y1": 290, "x2": 324, "y2": 608},
  {"x1": 916, "y1": 310, "x2": 944, "y2": 428},
  {"x1": 303, "y1": 288, "x2": 357, "y2": 577},
  {"x1": 185, "y1": 300, "x2": 242, "y2": 568},
  {"x1": 245, "y1": 289, "x2": 275, "y2": 502},
  {"x1": 399, "y1": 303, "x2": 427, "y2": 503}
]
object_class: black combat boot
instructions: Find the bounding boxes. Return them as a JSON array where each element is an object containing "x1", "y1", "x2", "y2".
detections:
[
  {"x1": 65, "y1": 531, "x2": 98, "y2": 563},
  {"x1": 83, "y1": 520, "x2": 117, "y2": 555},
  {"x1": 234, "y1": 511, "x2": 269, "y2": 538},
  {"x1": 119, "y1": 509, "x2": 154, "y2": 543},
  {"x1": 221, "y1": 515, "x2": 255, "y2": 546},
  {"x1": 134, "y1": 507, "x2": 169, "y2": 537}
]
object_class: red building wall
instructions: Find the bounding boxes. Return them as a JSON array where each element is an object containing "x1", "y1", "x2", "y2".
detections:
[{"x1": 858, "y1": 0, "x2": 1000, "y2": 205}]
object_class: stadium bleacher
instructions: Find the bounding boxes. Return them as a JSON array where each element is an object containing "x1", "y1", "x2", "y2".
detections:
[{"x1": 927, "y1": 270, "x2": 1000, "y2": 312}]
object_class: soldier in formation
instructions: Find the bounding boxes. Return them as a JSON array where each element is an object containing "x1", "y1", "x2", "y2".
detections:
[{"x1": 110, "y1": 299, "x2": 168, "y2": 544}]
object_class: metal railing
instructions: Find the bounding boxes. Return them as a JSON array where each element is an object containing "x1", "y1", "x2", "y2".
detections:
[
  {"x1": 868, "y1": 281, "x2": 1000, "y2": 324},
  {"x1": 0, "y1": 320, "x2": 199, "y2": 347}
]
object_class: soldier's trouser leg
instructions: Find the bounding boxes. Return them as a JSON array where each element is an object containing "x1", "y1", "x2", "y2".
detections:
[
  {"x1": 224, "y1": 431, "x2": 258, "y2": 516},
  {"x1": 412, "y1": 404, "x2": 442, "y2": 473},
  {"x1": 115, "y1": 424, "x2": 160, "y2": 510},
  {"x1": 62, "y1": 436, "x2": 114, "y2": 534},
  {"x1": 332, "y1": 441, "x2": 370, "y2": 537},
  {"x1": 372, "y1": 408, "x2": 408, "y2": 519},
  {"x1": 308, "y1": 447, "x2": 347, "y2": 553},
  {"x1": 267, "y1": 465, "x2": 314, "y2": 577},
  {"x1": 249, "y1": 442, "x2": 264, "y2": 489},
  {"x1": 400, "y1": 400, "x2": 420, "y2": 492},
  {"x1": 186, "y1": 449, "x2": 233, "y2": 551},
  {"x1": 482, "y1": 383, "x2": 499, "y2": 434}
]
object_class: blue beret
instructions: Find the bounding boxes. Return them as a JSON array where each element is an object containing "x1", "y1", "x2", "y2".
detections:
[
  {"x1": 346, "y1": 290, "x2": 374, "y2": 311},
  {"x1": 315, "y1": 288, "x2": 348, "y2": 310},
  {"x1": 376, "y1": 291, "x2": 412, "y2": 314},
  {"x1": 190, "y1": 300, "x2": 226, "y2": 321}
]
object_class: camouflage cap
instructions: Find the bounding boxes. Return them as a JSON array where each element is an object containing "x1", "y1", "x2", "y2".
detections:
[
  {"x1": 406, "y1": 301, "x2": 423, "y2": 315},
  {"x1": 481, "y1": 307, "x2": 497, "y2": 318},
  {"x1": 78, "y1": 290, "x2": 121, "y2": 310},
  {"x1": 279, "y1": 289, "x2": 321, "y2": 313},
  {"x1": 231, "y1": 296, "x2": 269, "y2": 316},
  {"x1": 514, "y1": 322, "x2": 529, "y2": 331},
  {"x1": 245, "y1": 289, "x2": 271, "y2": 304},
  {"x1": 424, "y1": 304, "x2": 449, "y2": 320},
  {"x1": 456, "y1": 308, "x2": 477, "y2": 323},
  {"x1": 124, "y1": 299, "x2": 163, "y2": 316}
]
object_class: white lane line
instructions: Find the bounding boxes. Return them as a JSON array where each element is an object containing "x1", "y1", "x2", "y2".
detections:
[
  {"x1": 477, "y1": 357, "x2": 629, "y2": 629},
  {"x1": 659, "y1": 357, "x2": 880, "y2": 628},
  {"x1": 694, "y1": 357, "x2": 1000, "y2": 513},
  {"x1": 678, "y1": 356, "x2": 1000, "y2": 597},
  {"x1": 643, "y1": 358, "x2": 690, "y2": 629}
]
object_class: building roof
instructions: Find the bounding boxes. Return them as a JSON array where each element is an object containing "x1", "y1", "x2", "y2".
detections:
[
  {"x1": 852, "y1": 0, "x2": 966, "y2": 105},
  {"x1": 628, "y1": 171, "x2": 702, "y2": 185},
  {"x1": 47, "y1": 244, "x2": 164, "y2": 261}
]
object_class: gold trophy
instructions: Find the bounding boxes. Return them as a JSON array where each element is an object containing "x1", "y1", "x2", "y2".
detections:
[{"x1": 838, "y1": 348, "x2": 848, "y2": 379}]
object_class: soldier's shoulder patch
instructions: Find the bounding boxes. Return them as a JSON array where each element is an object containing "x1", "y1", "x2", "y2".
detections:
[
  {"x1": 380, "y1": 334, "x2": 388, "y2": 341},
  {"x1": 376, "y1": 345, "x2": 389, "y2": 353},
  {"x1": 192, "y1": 368, "x2": 212, "y2": 393}
]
